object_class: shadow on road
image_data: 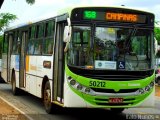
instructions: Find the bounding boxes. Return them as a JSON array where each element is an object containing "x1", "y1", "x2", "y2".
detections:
[
  {"x1": 65, "y1": 108, "x2": 127, "y2": 120},
  {"x1": 0, "y1": 73, "x2": 5, "y2": 83},
  {"x1": 43, "y1": 107, "x2": 128, "y2": 120}
]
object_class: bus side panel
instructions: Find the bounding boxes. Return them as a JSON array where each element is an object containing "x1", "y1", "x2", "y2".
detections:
[
  {"x1": 1, "y1": 54, "x2": 7, "y2": 82},
  {"x1": 26, "y1": 75, "x2": 37, "y2": 96},
  {"x1": 36, "y1": 56, "x2": 53, "y2": 98},
  {"x1": 25, "y1": 56, "x2": 37, "y2": 96},
  {"x1": 25, "y1": 56, "x2": 53, "y2": 98}
]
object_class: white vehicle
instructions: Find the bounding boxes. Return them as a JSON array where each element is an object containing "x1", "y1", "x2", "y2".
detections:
[{"x1": 1, "y1": 6, "x2": 155, "y2": 114}]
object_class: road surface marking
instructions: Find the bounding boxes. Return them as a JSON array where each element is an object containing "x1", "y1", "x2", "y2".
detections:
[{"x1": 0, "y1": 96, "x2": 34, "y2": 120}]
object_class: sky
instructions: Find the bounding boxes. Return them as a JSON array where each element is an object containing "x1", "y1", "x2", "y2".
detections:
[{"x1": 0, "y1": 0, "x2": 160, "y2": 27}]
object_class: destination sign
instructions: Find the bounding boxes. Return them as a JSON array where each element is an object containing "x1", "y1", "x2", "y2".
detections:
[{"x1": 83, "y1": 10, "x2": 146, "y2": 23}]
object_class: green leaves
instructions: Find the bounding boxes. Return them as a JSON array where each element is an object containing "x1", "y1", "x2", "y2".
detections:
[
  {"x1": 154, "y1": 21, "x2": 160, "y2": 43},
  {"x1": 155, "y1": 28, "x2": 160, "y2": 43},
  {"x1": 0, "y1": 13, "x2": 17, "y2": 32},
  {"x1": 26, "y1": 0, "x2": 35, "y2": 5}
]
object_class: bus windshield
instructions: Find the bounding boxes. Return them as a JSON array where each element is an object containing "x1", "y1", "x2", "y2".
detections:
[{"x1": 67, "y1": 25, "x2": 153, "y2": 71}]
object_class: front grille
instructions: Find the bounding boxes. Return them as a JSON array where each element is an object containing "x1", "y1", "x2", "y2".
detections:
[
  {"x1": 92, "y1": 88, "x2": 139, "y2": 93},
  {"x1": 68, "y1": 65, "x2": 154, "y2": 81}
]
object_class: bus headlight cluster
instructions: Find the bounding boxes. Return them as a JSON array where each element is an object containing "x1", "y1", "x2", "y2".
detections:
[
  {"x1": 67, "y1": 76, "x2": 93, "y2": 94},
  {"x1": 136, "y1": 81, "x2": 154, "y2": 95}
]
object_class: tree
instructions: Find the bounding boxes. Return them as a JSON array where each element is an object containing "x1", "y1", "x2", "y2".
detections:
[
  {"x1": 26, "y1": 0, "x2": 35, "y2": 5},
  {"x1": 155, "y1": 21, "x2": 160, "y2": 44},
  {"x1": 0, "y1": 13, "x2": 17, "y2": 58},
  {"x1": 0, "y1": 13, "x2": 17, "y2": 32},
  {"x1": 155, "y1": 28, "x2": 160, "y2": 43}
]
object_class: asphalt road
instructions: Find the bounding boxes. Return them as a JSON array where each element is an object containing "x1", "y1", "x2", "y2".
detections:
[{"x1": 0, "y1": 82, "x2": 160, "y2": 120}]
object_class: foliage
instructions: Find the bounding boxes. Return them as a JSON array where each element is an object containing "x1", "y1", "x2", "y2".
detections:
[
  {"x1": 0, "y1": 13, "x2": 17, "y2": 58},
  {"x1": 155, "y1": 21, "x2": 160, "y2": 43},
  {"x1": 26, "y1": 0, "x2": 35, "y2": 5},
  {"x1": 0, "y1": 35, "x2": 3, "y2": 59},
  {"x1": 0, "y1": 13, "x2": 17, "y2": 32},
  {"x1": 155, "y1": 28, "x2": 160, "y2": 44}
]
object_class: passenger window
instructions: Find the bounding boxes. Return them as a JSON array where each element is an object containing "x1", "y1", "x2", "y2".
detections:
[
  {"x1": 36, "y1": 24, "x2": 44, "y2": 38},
  {"x1": 3, "y1": 34, "x2": 8, "y2": 54},
  {"x1": 43, "y1": 21, "x2": 55, "y2": 55},
  {"x1": 12, "y1": 32, "x2": 20, "y2": 54},
  {"x1": 30, "y1": 26, "x2": 36, "y2": 39},
  {"x1": 43, "y1": 38, "x2": 54, "y2": 54},
  {"x1": 34, "y1": 41, "x2": 41, "y2": 54},
  {"x1": 45, "y1": 21, "x2": 55, "y2": 37},
  {"x1": 28, "y1": 40, "x2": 34, "y2": 54}
]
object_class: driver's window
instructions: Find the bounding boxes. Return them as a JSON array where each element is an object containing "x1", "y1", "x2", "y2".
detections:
[
  {"x1": 131, "y1": 30, "x2": 148, "y2": 56},
  {"x1": 95, "y1": 27, "x2": 116, "y2": 61},
  {"x1": 69, "y1": 26, "x2": 91, "y2": 66}
]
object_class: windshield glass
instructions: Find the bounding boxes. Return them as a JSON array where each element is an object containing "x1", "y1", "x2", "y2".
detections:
[{"x1": 67, "y1": 26, "x2": 153, "y2": 71}]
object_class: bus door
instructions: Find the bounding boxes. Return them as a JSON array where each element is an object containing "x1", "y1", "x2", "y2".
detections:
[
  {"x1": 53, "y1": 21, "x2": 65, "y2": 103},
  {"x1": 19, "y1": 31, "x2": 28, "y2": 88},
  {"x1": 7, "y1": 34, "x2": 14, "y2": 82}
]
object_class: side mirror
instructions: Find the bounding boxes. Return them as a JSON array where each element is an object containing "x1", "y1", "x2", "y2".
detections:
[
  {"x1": 64, "y1": 26, "x2": 72, "y2": 52},
  {"x1": 64, "y1": 18, "x2": 72, "y2": 53},
  {"x1": 63, "y1": 26, "x2": 71, "y2": 43}
]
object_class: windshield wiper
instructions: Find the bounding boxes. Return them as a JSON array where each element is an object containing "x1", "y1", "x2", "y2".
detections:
[{"x1": 125, "y1": 26, "x2": 137, "y2": 53}]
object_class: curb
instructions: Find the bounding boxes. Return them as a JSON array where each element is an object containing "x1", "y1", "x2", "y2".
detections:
[{"x1": 0, "y1": 96, "x2": 34, "y2": 120}]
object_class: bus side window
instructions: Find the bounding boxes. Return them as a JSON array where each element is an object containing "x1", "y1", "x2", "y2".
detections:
[
  {"x1": 43, "y1": 21, "x2": 55, "y2": 55},
  {"x1": 3, "y1": 34, "x2": 8, "y2": 54},
  {"x1": 30, "y1": 26, "x2": 36, "y2": 39},
  {"x1": 12, "y1": 31, "x2": 20, "y2": 54},
  {"x1": 28, "y1": 40, "x2": 34, "y2": 54},
  {"x1": 36, "y1": 24, "x2": 44, "y2": 38},
  {"x1": 34, "y1": 24, "x2": 43, "y2": 55},
  {"x1": 28, "y1": 25, "x2": 43, "y2": 55},
  {"x1": 34, "y1": 41, "x2": 41, "y2": 54}
]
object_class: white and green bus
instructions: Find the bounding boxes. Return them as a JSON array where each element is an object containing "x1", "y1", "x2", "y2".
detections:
[{"x1": 1, "y1": 6, "x2": 155, "y2": 113}]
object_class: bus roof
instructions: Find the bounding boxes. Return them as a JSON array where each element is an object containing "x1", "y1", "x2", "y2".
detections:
[
  {"x1": 4, "y1": 5, "x2": 154, "y2": 32},
  {"x1": 57, "y1": 5, "x2": 154, "y2": 16}
]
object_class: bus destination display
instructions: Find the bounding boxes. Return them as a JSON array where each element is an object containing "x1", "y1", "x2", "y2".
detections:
[{"x1": 83, "y1": 10, "x2": 146, "y2": 23}]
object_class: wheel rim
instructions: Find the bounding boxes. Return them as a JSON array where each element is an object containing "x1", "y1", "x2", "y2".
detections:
[{"x1": 44, "y1": 88, "x2": 51, "y2": 109}]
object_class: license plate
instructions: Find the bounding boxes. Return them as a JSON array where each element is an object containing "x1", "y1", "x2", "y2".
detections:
[{"x1": 109, "y1": 98, "x2": 123, "y2": 103}]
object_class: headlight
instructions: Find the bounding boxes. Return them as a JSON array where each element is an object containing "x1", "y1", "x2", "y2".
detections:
[
  {"x1": 85, "y1": 88, "x2": 91, "y2": 93},
  {"x1": 67, "y1": 76, "x2": 93, "y2": 94},
  {"x1": 77, "y1": 84, "x2": 83, "y2": 90},
  {"x1": 67, "y1": 76, "x2": 72, "y2": 80},
  {"x1": 149, "y1": 81, "x2": 154, "y2": 87},
  {"x1": 70, "y1": 79, "x2": 76, "y2": 85},
  {"x1": 137, "y1": 88, "x2": 144, "y2": 94},
  {"x1": 136, "y1": 81, "x2": 154, "y2": 95},
  {"x1": 145, "y1": 86, "x2": 150, "y2": 91}
]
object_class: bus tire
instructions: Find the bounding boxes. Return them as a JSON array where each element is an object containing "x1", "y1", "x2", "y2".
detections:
[
  {"x1": 44, "y1": 81, "x2": 54, "y2": 114},
  {"x1": 110, "y1": 108, "x2": 124, "y2": 114},
  {"x1": 11, "y1": 72, "x2": 19, "y2": 95}
]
